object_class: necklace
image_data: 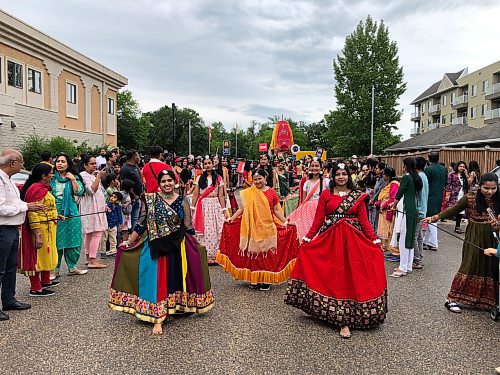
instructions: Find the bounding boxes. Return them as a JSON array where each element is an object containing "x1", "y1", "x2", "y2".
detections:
[
  {"x1": 160, "y1": 192, "x2": 174, "y2": 199},
  {"x1": 335, "y1": 189, "x2": 348, "y2": 197}
]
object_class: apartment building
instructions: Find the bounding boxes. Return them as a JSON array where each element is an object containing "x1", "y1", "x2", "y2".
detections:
[
  {"x1": 410, "y1": 61, "x2": 500, "y2": 137},
  {"x1": 0, "y1": 10, "x2": 127, "y2": 150}
]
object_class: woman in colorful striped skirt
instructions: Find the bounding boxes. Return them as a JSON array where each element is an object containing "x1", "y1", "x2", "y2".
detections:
[{"x1": 109, "y1": 170, "x2": 214, "y2": 335}]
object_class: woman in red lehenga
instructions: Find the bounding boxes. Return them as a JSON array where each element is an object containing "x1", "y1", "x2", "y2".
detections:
[
  {"x1": 285, "y1": 162, "x2": 388, "y2": 338},
  {"x1": 216, "y1": 169, "x2": 299, "y2": 291}
]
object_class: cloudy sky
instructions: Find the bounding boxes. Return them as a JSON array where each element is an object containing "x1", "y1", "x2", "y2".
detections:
[{"x1": 2, "y1": 0, "x2": 499, "y2": 140}]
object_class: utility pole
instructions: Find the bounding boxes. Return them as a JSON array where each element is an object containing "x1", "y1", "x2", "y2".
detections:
[
  {"x1": 235, "y1": 122, "x2": 238, "y2": 158},
  {"x1": 208, "y1": 123, "x2": 211, "y2": 155},
  {"x1": 188, "y1": 119, "x2": 192, "y2": 155},
  {"x1": 370, "y1": 86, "x2": 374, "y2": 156},
  {"x1": 172, "y1": 103, "x2": 176, "y2": 155}
]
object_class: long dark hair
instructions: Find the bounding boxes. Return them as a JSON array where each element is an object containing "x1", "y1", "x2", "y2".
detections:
[
  {"x1": 215, "y1": 156, "x2": 224, "y2": 178},
  {"x1": 403, "y1": 157, "x2": 422, "y2": 193},
  {"x1": 329, "y1": 163, "x2": 355, "y2": 193},
  {"x1": 244, "y1": 160, "x2": 253, "y2": 172},
  {"x1": 475, "y1": 173, "x2": 500, "y2": 215},
  {"x1": 198, "y1": 157, "x2": 217, "y2": 190},
  {"x1": 308, "y1": 158, "x2": 324, "y2": 194},
  {"x1": 454, "y1": 160, "x2": 469, "y2": 193},
  {"x1": 468, "y1": 160, "x2": 481, "y2": 184},
  {"x1": 20, "y1": 163, "x2": 53, "y2": 200},
  {"x1": 53, "y1": 153, "x2": 82, "y2": 182}
]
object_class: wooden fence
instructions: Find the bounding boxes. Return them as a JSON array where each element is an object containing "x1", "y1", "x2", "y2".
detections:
[{"x1": 378, "y1": 147, "x2": 500, "y2": 176}]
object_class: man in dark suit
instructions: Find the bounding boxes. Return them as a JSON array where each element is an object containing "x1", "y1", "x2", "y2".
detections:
[{"x1": 423, "y1": 152, "x2": 447, "y2": 251}]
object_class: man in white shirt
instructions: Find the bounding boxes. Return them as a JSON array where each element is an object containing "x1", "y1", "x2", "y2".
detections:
[
  {"x1": 0, "y1": 149, "x2": 45, "y2": 321},
  {"x1": 95, "y1": 149, "x2": 107, "y2": 168}
]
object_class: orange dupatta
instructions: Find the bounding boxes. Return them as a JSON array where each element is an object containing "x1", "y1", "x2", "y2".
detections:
[{"x1": 239, "y1": 186, "x2": 282, "y2": 256}]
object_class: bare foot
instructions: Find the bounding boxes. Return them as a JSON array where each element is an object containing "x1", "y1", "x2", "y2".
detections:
[
  {"x1": 339, "y1": 326, "x2": 351, "y2": 338},
  {"x1": 152, "y1": 323, "x2": 163, "y2": 335}
]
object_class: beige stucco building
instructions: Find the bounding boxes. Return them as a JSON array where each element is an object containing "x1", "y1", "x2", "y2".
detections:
[
  {"x1": 410, "y1": 61, "x2": 500, "y2": 137},
  {"x1": 0, "y1": 10, "x2": 127, "y2": 150}
]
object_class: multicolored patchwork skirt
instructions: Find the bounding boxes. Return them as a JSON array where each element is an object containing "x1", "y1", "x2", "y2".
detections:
[{"x1": 109, "y1": 233, "x2": 215, "y2": 324}]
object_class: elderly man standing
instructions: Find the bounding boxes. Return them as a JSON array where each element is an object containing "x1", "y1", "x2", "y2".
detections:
[{"x1": 0, "y1": 150, "x2": 45, "y2": 321}]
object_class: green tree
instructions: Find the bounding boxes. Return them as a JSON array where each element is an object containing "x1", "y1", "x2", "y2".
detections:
[
  {"x1": 147, "y1": 106, "x2": 207, "y2": 156},
  {"x1": 117, "y1": 90, "x2": 151, "y2": 152},
  {"x1": 327, "y1": 15, "x2": 405, "y2": 156}
]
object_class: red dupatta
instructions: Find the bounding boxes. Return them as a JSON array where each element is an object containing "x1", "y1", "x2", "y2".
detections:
[
  {"x1": 18, "y1": 183, "x2": 50, "y2": 276},
  {"x1": 193, "y1": 176, "x2": 220, "y2": 234}
]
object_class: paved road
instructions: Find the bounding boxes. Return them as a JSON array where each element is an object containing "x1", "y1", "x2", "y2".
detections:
[{"x1": 1, "y1": 221, "x2": 500, "y2": 374}]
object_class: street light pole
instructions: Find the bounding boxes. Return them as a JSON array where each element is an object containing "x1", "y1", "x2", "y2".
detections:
[
  {"x1": 235, "y1": 122, "x2": 238, "y2": 158},
  {"x1": 370, "y1": 86, "x2": 374, "y2": 156},
  {"x1": 188, "y1": 119, "x2": 192, "y2": 155},
  {"x1": 172, "y1": 103, "x2": 176, "y2": 155}
]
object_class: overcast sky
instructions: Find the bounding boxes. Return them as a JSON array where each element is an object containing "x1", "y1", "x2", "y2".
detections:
[{"x1": 2, "y1": 0, "x2": 499, "y2": 140}]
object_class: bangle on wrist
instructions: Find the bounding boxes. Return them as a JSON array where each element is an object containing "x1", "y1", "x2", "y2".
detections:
[
  {"x1": 373, "y1": 239, "x2": 381, "y2": 245},
  {"x1": 125, "y1": 240, "x2": 131, "y2": 247},
  {"x1": 190, "y1": 206, "x2": 196, "y2": 210}
]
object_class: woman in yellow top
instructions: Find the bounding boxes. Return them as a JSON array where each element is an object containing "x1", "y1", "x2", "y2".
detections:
[{"x1": 19, "y1": 163, "x2": 61, "y2": 296}]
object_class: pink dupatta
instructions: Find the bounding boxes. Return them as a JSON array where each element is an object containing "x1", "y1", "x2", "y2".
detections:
[{"x1": 193, "y1": 178, "x2": 220, "y2": 234}]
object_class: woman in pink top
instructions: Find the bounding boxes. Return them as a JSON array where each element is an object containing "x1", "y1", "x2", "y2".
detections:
[{"x1": 79, "y1": 154, "x2": 108, "y2": 269}]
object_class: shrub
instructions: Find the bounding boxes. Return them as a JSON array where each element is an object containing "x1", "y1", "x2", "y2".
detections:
[{"x1": 19, "y1": 135, "x2": 110, "y2": 171}]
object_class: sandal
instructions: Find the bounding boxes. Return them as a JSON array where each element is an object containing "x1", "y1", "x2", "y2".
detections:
[
  {"x1": 445, "y1": 300, "x2": 461, "y2": 313},
  {"x1": 88, "y1": 263, "x2": 108, "y2": 269},
  {"x1": 454, "y1": 228, "x2": 465, "y2": 234},
  {"x1": 68, "y1": 268, "x2": 88, "y2": 276},
  {"x1": 390, "y1": 269, "x2": 407, "y2": 278}
]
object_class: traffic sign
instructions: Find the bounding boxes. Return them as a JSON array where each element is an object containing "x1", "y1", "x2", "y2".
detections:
[
  {"x1": 259, "y1": 143, "x2": 268, "y2": 152},
  {"x1": 223, "y1": 140, "x2": 231, "y2": 156}
]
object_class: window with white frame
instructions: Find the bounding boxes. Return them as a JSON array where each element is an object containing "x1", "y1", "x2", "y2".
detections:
[
  {"x1": 441, "y1": 115, "x2": 446, "y2": 124},
  {"x1": 481, "y1": 103, "x2": 488, "y2": 117},
  {"x1": 482, "y1": 80, "x2": 488, "y2": 93},
  {"x1": 451, "y1": 92, "x2": 456, "y2": 103},
  {"x1": 66, "y1": 82, "x2": 77, "y2": 104},
  {"x1": 450, "y1": 113, "x2": 455, "y2": 122},
  {"x1": 441, "y1": 95, "x2": 447, "y2": 106},
  {"x1": 7, "y1": 60, "x2": 23, "y2": 88},
  {"x1": 470, "y1": 106, "x2": 477, "y2": 119},
  {"x1": 107, "y1": 97, "x2": 114, "y2": 115},
  {"x1": 28, "y1": 68, "x2": 42, "y2": 94},
  {"x1": 471, "y1": 84, "x2": 477, "y2": 97}
]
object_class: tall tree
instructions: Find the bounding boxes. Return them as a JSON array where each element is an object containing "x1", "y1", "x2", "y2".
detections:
[
  {"x1": 147, "y1": 105, "x2": 207, "y2": 156},
  {"x1": 327, "y1": 15, "x2": 405, "y2": 156},
  {"x1": 117, "y1": 90, "x2": 151, "y2": 152}
]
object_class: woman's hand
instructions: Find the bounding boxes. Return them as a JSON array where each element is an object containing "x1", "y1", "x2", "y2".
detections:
[
  {"x1": 119, "y1": 240, "x2": 131, "y2": 248},
  {"x1": 422, "y1": 215, "x2": 438, "y2": 224},
  {"x1": 66, "y1": 172, "x2": 75, "y2": 181},
  {"x1": 388, "y1": 202, "x2": 396, "y2": 211},
  {"x1": 484, "y1": 248, "x2": 498, "y2": 256},
  {"x1": 34, "y1": 235, "x2": 43, "y2": 249},
  {"x1": 302, "y1": 236, "x2": 311, "y2": 243}
]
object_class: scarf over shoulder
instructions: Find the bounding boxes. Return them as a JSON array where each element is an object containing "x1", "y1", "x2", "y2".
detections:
[{"x1": 239, "y1": 186, "x2": 282, "y2": 256}]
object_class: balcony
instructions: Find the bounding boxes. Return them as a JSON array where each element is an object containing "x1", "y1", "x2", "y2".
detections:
[
  {"x1": 451, "y1": 116, "x2": 467, "y2": 126},
  {"x1": 428, "y1": 123, "x2": 440, "y2": 130},
  {"x1": 485, "y1": 108, "x2": 500, "y2": 124},
  {"x1": 485, "y1": 83, "x2": 500, "y2": 100},
  {"x1": 428, "y1": 103, "x2": 441, "y2": 116},
  {"x1": 410, "y1": 126, "x2": 419, "y2": 137},
  {"x1": 451, "y1": 95, "x2": 468, "y2": 110},
  {"x1": 410, "y1": 111, "x2": 421, "y2": 121}
]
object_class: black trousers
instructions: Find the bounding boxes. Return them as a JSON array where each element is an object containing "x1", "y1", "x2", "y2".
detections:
[{"x1": 0, "y1": 225, "x2": 20, "y2": 306}]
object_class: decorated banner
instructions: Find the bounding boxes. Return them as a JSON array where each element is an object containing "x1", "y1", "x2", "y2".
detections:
[{"x1": 259, "y1": 143, "x2": 268, "y2": 152}]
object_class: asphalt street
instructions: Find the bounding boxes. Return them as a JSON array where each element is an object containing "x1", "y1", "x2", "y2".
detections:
[{"x1": 1, "y1": 221, "x2": 499, "y2": 374}]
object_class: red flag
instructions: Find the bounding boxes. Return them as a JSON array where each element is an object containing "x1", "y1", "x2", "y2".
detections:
[{"x1": 208, "y1": 127, "x2": 212, "y2": 141}]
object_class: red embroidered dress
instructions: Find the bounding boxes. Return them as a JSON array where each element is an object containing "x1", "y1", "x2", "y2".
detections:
[{"x1": 285, "y1": 189, "x2": 388, "y2": 328}]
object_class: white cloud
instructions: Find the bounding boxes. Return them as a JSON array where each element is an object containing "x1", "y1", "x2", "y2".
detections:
[{"x1": 1, "y1": 0, "x2": 499, "y2": 143}]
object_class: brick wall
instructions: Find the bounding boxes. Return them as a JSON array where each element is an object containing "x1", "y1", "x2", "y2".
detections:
[{"x1": 0, "y1": 104, "x2": 104, "y2": 150}]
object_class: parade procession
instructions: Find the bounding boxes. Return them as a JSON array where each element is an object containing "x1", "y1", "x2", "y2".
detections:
[{"x1": 1, "y1": 3, "x2": 500, "y2": 374}]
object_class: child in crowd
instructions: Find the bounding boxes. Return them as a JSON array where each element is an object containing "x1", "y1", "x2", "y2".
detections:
[
  {"x1": 120, "y1": 179, "x2": 135, "y2": 241},
  {"x1": 103, "y1": 173, "x2": 120, "y2": 201},
  {"x1": 99, "y1": 192, "x2": 123, "y2": 257}
]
